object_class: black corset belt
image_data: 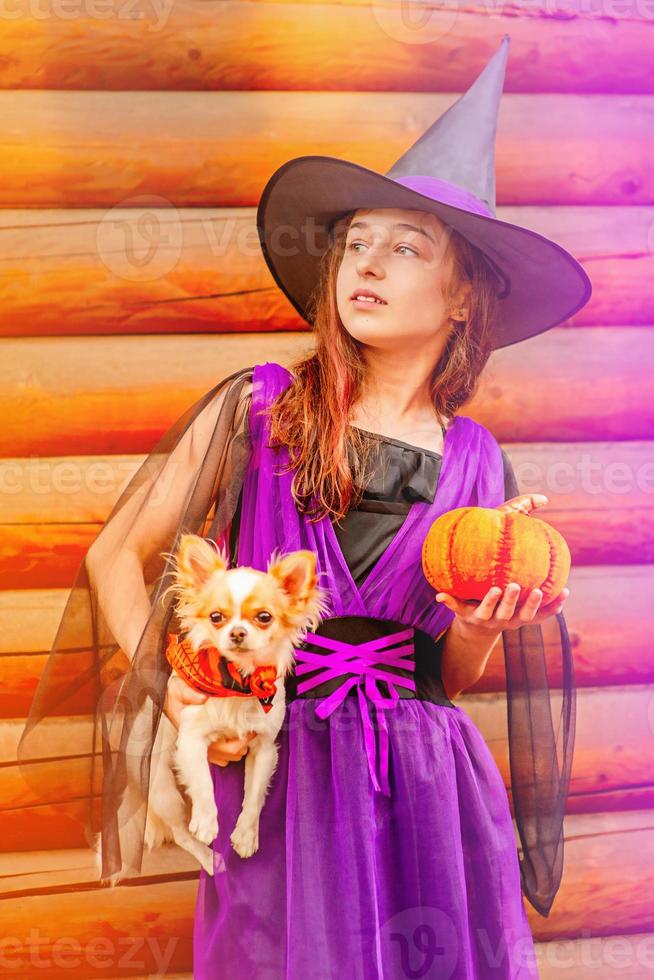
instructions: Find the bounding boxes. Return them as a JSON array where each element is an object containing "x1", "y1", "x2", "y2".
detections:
[{"x1": 285, "y1": 616, "x2": 455, "y2": 797}]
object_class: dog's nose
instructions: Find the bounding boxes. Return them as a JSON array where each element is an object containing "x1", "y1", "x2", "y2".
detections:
[{"x1": 230, "y1": 627, "x2": 247, "y2": 644}]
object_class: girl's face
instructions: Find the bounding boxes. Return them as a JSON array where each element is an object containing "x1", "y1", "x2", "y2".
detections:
[{"x1": 335, "y1": 207, "x2": 460, "y2": 351}]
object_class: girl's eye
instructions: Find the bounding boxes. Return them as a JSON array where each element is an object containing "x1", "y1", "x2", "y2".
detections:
[
  {"x1": 346, "y1": 241, "x2": 418, "y2": 256},
  {"x1": 255, "y1": 611, "x2": 273, "y2": 625},
  {"x1": 210, "y1": 611, "x2": 225, "y2": 624}
]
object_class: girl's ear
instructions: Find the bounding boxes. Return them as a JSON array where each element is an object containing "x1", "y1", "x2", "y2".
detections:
[
  {"x1": 175, "y1": 534, "x2": 228, "y2": 588},
  {"x1": 448, "y1": 283, "x2": 471, "y2": 321}
]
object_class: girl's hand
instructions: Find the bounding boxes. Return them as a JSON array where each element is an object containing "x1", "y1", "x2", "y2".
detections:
[
  {"x1": 164, "y1": 672, "x2": 209, "y2": 729},
  {"x1": 436, "y1": 583, "x2": 570, "y2": 635},
  {"x1": 164, "y1": 674, "x2": 257, "y2": 767},
  {"x1": 207, "y1": 732, "x2": 258, "y2": 767}
]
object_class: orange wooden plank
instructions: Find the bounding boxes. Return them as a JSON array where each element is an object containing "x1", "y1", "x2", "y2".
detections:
[
  {"x1": 0, "y1": 207, "x2": 652, "y2": 333},
  {"x1": 2, "y1": 811, "x2": 654, "y2": 969},
  {"x1": 0, "y1": 330, "x2": 652, "y2": 456},
  {"x1": 0, "y1": 2, "x2": 652, "y2": 94},
  {"x1": 0, "y1": 92, "x2": 651, "y2": 207}
]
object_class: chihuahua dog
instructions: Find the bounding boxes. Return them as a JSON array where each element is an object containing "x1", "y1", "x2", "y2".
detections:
[{"x1": 96, "y1": 535, "x2": 328, "y2": 884}]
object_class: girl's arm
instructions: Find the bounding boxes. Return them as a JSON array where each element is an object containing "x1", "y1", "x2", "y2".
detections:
[
  {"x1": 85, "y1": 377, "x2": 252, "y2": 664},
  {"x1": 85, "y1": 548, "x2": 153, "y2": 665},
  {"x1": 441, "y1": 620, "x2": 502, "y2": 702}
]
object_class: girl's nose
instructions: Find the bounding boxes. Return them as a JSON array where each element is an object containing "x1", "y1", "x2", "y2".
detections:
[{"x1": 356, "y1": 251, "x2": 385, "y2": 276}]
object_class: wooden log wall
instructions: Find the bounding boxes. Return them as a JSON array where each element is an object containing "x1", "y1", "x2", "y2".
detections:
[{"x1": 1, "y1": 2, "x2": 653, "y2": 975}]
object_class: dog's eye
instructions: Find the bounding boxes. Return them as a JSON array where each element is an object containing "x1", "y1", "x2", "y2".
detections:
[
  {"x1": 255, "y1": 611, "x2": 273, "y2": 624},
  {"x1": 209, "y1": 611, "x2": 225, "y2": 624}
]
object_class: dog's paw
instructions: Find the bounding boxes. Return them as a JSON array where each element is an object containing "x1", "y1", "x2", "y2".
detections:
[
  {"x1": 189, "y1": 805, "x2": 219, "y2": 845},
  {"x1": 230, "y1": 817, "x2": 259, "y2": 859},
  {"x1": 197, "y1": 843, "x2": 216, "y2": 876}
]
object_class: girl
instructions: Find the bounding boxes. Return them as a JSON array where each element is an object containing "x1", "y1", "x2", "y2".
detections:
[{"x1": 18, "y1": 35, "x2": 588, "y2": 979}]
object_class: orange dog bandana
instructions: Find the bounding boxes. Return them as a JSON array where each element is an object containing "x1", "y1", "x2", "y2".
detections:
[{"x1": 165, "y1": 632, "x2": 278, "y2": 714}]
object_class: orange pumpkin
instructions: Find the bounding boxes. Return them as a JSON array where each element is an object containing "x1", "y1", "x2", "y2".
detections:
[{"x1": 422, "y1": 506, "x2": 571, "y2": 607}]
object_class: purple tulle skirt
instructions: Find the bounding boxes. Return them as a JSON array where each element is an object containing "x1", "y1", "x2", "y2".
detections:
[{"x1": 193, "y1": 698, "x2": 539, "y2": 979}]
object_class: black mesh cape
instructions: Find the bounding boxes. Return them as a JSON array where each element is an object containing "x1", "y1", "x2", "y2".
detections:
[{"x1": 16, "y1": 364, "x2": 575, "y2": 917}]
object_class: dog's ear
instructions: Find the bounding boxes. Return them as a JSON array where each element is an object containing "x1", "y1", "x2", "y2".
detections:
[
  {"x1": 175, "y1": 534, "x2": 228, "y2": 588},
  {"x1": 268, "y1": 550, "x2": 318, "y2": 601}
]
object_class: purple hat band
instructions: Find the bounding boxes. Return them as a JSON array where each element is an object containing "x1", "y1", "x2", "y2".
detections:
[{"x1": 392, "y1": 175, "x2": 495, "y2": 219}]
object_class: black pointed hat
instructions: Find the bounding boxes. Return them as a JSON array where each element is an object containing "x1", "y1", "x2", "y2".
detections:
[{"x1": 256, "y1": 35, "x2": 592, "y2": 349}]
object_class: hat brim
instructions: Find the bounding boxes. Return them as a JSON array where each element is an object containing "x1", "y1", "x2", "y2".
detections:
[{"x1": 256, "y1": 156, "x2": 592, "y2": 350}]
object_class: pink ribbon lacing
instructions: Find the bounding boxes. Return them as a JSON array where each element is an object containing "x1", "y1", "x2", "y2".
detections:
[{"x1": 294, "y1": 627, "x2": 417, "y2": 796}]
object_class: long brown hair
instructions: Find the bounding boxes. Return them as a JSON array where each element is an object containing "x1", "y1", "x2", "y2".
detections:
[{"x1": 262, "y1": 211, "x2": 501, "y2": 524}]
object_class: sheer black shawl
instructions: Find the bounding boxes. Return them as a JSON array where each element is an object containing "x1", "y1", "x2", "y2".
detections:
[{"x1": 17, "y1": 365, "x2": 574, "y2": 917}]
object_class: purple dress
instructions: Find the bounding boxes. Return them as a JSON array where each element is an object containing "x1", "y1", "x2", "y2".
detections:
[{"x1": 193, "y1": 362, "x2": 539, "y2": 979}]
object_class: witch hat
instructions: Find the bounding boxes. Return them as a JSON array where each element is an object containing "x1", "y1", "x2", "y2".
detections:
[{"x1": 256, "y1": 34, "x2": 592, "y2": 350}]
